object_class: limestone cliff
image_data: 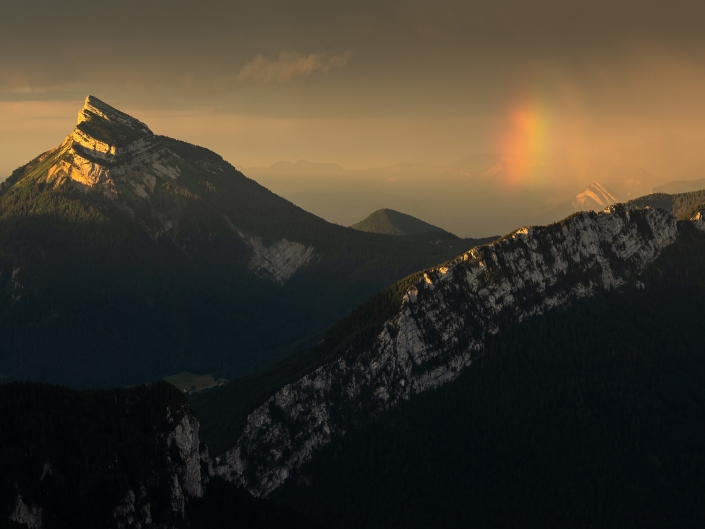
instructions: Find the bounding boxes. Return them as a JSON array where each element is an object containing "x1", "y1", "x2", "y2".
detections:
[
  {"x1": 49, "y1": 96, "x2": 174, "y2": 197},
  {"x1": 213, "y1": 205, "x2": 679, "y2": 497},
  {"x1": 109, "y1": 408, "x2": 212, "y2": 529}
]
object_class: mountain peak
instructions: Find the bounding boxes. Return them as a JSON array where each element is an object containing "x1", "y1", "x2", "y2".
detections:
[
  {"x1": 351, "y1": 208, "x2": 446, "y2": 236},
  {"x1": 78, "y1": 95, "x2": 150, "y2": 131},
  {"x1": 11, "y1": 96, "x2": 173, "y2": 195},
  {"x1": 74, "y1": 95, "x2": 152, "y2": 151},
  {"x1": 572, "y1": 182, "x2": 619, "y2": 211}
]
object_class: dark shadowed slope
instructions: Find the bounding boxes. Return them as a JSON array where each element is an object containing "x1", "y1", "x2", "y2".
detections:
[
  {"x1": 626, "y1": 188, "x2": 705, "y2": 219},
  {"x1": 273, "y1": 223, "x2": 705, "y2": 529},
  {"x1": 351, "y1": 208, "x2": 446, "y2": 236},
  {"x1": 0, "y1": 96, "x2": 487, "y2": 388},
  {"x1": 0, "y1": 381, "x2": 319, "y2": 529},
  {"x1": 191, "y1": 205, "x2": 679, "y2": 498}
]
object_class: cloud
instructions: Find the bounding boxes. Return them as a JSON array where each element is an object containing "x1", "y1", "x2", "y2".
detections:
[{"x1": 237, "y1": 51, "x2": 349, "y2": 85}]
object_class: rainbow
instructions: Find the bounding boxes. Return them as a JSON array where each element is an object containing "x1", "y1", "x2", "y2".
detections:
[{"x1": 496, "y1": 96, "x2": 554, "y2": 188}]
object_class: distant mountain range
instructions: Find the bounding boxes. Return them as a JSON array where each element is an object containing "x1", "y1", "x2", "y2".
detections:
[
  {"x1": 652, "y1": 161, "x2": 705, "y2": 194},
  {"x1": 351, "y1": 209, "x2": 446, "y2": 236},
  {"x1": 244, "y1": 160, "x2": 345, "y2": 178},
  {"x1": 242, "y1": 158, "x2": 672, "y2": 236}
]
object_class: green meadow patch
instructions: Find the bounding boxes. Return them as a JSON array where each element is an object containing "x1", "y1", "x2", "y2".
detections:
[{"x1": 163, "y1": 371, "x2": 227, "y2": 394}]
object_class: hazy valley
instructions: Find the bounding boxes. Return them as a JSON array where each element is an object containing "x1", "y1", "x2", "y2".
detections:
[{"x1": 243, "y1": 156, "x2": 703, "y2": 238}]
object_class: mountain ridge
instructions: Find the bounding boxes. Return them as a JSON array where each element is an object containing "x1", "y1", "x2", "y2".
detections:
[
  {"x1": 273, "y1": 222, "x2": 705, "y2": 528},
  {"x1": 193, "y1": 204, "x2": 681, "y2": 496}
]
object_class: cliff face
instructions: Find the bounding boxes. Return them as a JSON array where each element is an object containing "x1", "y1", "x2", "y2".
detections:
[
  {"x1": 49, "y1": 96, "x2": 173, "y2": 199},
  {"x1": 108, "y1": 410, "x2": 211, "y2": 529},
  {"x1": 213, "y1": 205, "x2": 678, "y2": 497},
  {"x1": 0, "y1": 382, "x2": 212, "y2": 529}
]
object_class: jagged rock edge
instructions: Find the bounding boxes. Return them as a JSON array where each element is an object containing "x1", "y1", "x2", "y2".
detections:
[{"x1": 213, "y1": 204, "x2": 680, "y2": 497}]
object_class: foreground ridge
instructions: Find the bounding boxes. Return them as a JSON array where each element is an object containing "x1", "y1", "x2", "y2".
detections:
[{"x1": 214, "y1": 205, "x2": 678, "y2": 496}]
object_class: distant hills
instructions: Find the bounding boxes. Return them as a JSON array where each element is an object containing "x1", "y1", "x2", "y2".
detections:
[
  {"x1": 651, "y1": 161, "x2": 705, "y2": 194},
  {"x1": 351, "y1": 209, "x2": 446, "y2": 236},
  {"x1": 243, "y1": 156, "x2": 673, "y2": 236},
  {"x1": 245, "y1": 159, "x2": 344, "y2": 178},
  {"x1": 625, "y1": 188, "x2": 705, "y2": 219},
  {"x1": 242, "y1": 156, "x2": 590, "y2": 236},
  {"x1": 655, "y1": 177, "x2": 705, "y2": 194}
]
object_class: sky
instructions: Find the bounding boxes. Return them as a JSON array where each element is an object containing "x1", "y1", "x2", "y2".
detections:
[{"x1": 2, "y1": 0, "x2": 705, "y2": 201}]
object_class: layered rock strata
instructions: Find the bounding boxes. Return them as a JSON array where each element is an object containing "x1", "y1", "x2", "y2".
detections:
[
  {"x1": 46, "y1": 96, "x2": 175, "y2": 196},
  {"x1": 214, "y1": 205, "x2": 678, "y2": 497},
  {"x1": 14, "y1": 95, "x2": 314, "y2": 284}
]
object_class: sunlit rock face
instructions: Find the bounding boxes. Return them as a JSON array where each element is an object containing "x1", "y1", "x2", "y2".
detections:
[
  {"x1": 9, "y1": 495, "x2": 42, "y2": 528},
  {"x1": 690, "y1": 209, "x2": 705, "y2": 231},
  {"x1": 46, "y1": 95, "x2": 176, "y2": 197},
  {"x1": 214, "y1": 205, "x2": 678, "y2": 497}
]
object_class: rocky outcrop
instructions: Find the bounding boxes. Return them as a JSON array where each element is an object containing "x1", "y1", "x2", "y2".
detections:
[
  {"x1": 690, "y1": 209, "x2": 705, "y2": 231},
  {"x1": 214, "y1": 205, "x2": 678, "y2": 497},
  {"x1": 108, "y1": 408, "x2": 212, "y2": 528},
  {"x1": 46, "y1": 96, "x2": 173, "y2": 199},
  {"x1": 9, "y1": 495, "x2": 42, "y2": 529},
  {"x1": 244, "y1": 235, "x2": 315, "y2": 284}
]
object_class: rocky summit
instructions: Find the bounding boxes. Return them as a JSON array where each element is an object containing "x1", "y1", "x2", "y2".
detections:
[
  {"x1": 23, "y1": 96, "x2": 195, "y2": 237},
  {"x1": 47, "y1": 96, "x2": 176, "y2": 197}
]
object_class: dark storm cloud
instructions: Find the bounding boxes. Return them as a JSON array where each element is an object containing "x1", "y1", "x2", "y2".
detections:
[{"x1": 2, "y1": 0, "x2": 704, "y2": 95}]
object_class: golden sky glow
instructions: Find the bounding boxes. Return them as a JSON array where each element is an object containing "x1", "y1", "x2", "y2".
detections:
[{"x1": 2, "y1": 0, "x2": 705, "y2": 232}]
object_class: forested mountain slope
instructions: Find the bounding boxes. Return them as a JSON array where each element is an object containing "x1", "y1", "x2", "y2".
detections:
[
  {"x1": 626, "y1": 188, "x2": 705, "y2": 219},
  {"x1": 191, "y1": 204, "x2": 681, "y2": 497},
  {"x1": 0, "y1": 96, "x2": 484, "y2": 388},
  {"x1": 273, "y1": 223, "x2": 705, "y2": 529},
  {"x1": 0, "y1": 381, "x2": 318, "y2": 529}
]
